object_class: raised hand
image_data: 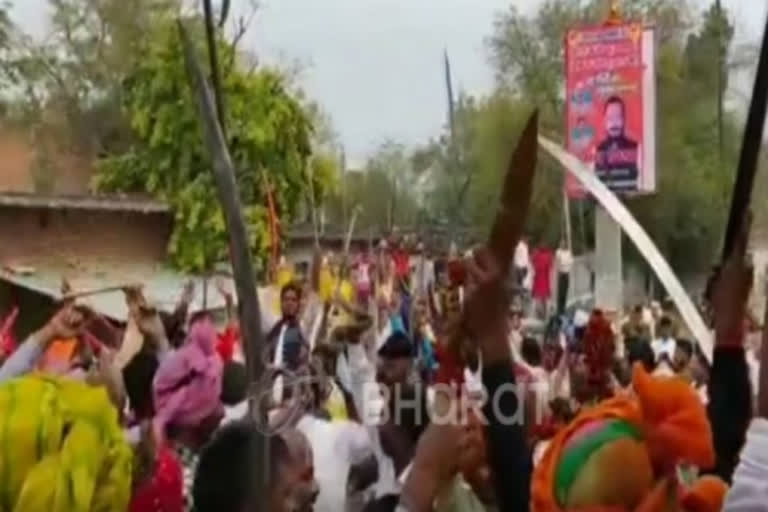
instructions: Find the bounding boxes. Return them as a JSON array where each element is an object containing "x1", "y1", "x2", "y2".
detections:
[
  {"x1": 122, "y1": 287, "x2": 167, "y2": 350},
  {"x1": 461, "y1": 248, "x2": 510, "y2": 366},
  {"x1": 712, "y1": 212, "x2": 753, "y2": 346},
  {"x1": 39, "y1": 303, "x2": 89, "y2": 343}
]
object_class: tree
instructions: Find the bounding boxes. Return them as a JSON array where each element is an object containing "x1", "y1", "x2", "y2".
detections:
[
  {"x1": 0, "y1": 0, "x2": 262, "y2": 156},
  {"x1": 95, "y1": 17, "x2": 314, "y2": 273},
  {"x1": 478, "y1": 0, "x2": 744, "y2": 276},
  {"x1": 0, "y1": 3, "x2": 9, "y2": 51},
  {"x1": 2, "y1": 0, "x2": 335, "y2": 273},
  {"x1": 324, "y1": 141, "x2": 421, "y2": 233},
  {"x1": 1, "y1": 0, "x2": 181, "y2": 152},
  {"x1": 0, "y1": 2, "x2": 12, "y2": 114}
]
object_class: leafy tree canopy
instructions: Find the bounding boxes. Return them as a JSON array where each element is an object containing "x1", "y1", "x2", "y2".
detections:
[
  {"x1": 415, "y1": 0, "x2": 744, "y2": 276},
  {"x1": 2, "y1": 0, "x2": 337, "y2": 273},
  {"x1": 94, "y1": 16, "x2": 318, "y2": 273}
]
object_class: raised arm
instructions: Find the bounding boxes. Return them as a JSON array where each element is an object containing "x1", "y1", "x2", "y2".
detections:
[
  {"x1": 0, "y1": 304, "x2": 87, "y2": 383},
  {"x1": 706, "y1": 213, "x2": 753, "y2": 483}
]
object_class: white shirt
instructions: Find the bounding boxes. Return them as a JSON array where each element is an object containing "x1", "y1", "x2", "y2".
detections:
[
  {"x1": 514, "y1": 240, "x2": 530, "y2": 269},
  {"x1": 651, "y1": 337, "x2": 677, "y2": 362},
  {"x1": 410, "y1": 257, "x2": 435, "y2": 297},
  {"x1": 297, "y1": 415, "x2": 374, "y2": 512},
  {"x1": 573, "y1": 309, "x2": 590, "y2": 328},
  {"x1": 371, "y1": 426, "x2": 401, "y2": 498},
  {"x1": 272, "y1": 324, "x2": 288, "y2": 404},
  {"x1": 747, "y1": 348, "x2": 760, "y2": 397},
  {"x1": 508, "y1": 329, "x2": 523, "y2": 354},
  {"x1": 222, "y1": 401, "x2": 248, "y2": 425},
  {"x1": 724, "y1": 418, "x2": 768, "y2": 511},
  {"x1": 556, "y1": 248, "x2": 573, "y2": 273}
]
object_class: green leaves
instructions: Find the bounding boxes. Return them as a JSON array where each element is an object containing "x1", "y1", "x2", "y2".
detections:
[
  {"x1": 96, "y1": 16, "x2": 313, "y2": 273},
  {"x1": 413, "y1": 0, "x2": 744, "y2": 275}
]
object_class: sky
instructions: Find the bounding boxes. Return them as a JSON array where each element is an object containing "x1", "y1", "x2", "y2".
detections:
[{"x1": 8, "y1": 0, "x2": 768, "y2": 166}]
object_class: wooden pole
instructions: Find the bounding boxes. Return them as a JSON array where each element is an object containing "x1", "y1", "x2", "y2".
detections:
[{"x1": 178, "y1": 22, "x2": 267, "y2": 510}]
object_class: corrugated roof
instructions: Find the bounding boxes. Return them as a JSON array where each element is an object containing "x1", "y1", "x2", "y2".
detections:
[
  {"x1": 1, "y1": 262, "x2": 230, "y2": 322},
  {"x1": 0, "y1": 193, "x2": 170, "y2": 213}
]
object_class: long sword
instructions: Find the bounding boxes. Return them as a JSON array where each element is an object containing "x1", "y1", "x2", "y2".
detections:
[{"x1": 178, "y1": 21, "x2": 268, "y2": 511}]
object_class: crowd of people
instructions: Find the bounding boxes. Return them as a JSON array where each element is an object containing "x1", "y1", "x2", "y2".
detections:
[{"x1": 1, "y1": 225, "x2": 767, "y2": 512}]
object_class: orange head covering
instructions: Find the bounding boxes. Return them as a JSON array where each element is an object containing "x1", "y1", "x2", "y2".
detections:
[{"x1": 532, "y1": 363, "x2": 727, "y2": 512}]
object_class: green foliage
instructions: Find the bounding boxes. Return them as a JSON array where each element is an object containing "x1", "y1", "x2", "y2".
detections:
[
  {"x1": 95, "y1": 18, "x2": 313, "y2": 273},
  {"x1": 419, "y1": 0, "x2": 742, "y2": 275},
  {"x1": 325, "y1": 141, "x2": 421, "y2": 231},
  {"x1": 0, "y1": 3, "x2": 9, "y2": 51}
]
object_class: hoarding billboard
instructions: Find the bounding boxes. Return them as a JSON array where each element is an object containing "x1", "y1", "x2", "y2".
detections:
[{"x1": 565, "y1": 23, "x2": 657, "y2": 197}]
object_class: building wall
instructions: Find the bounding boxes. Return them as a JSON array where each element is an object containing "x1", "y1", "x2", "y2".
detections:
[
  {"x1": 0, "y1": 207, "x2": 172, "y2": 266},
  {"x1": 0, "y1": 126, "x2": 93, "y2": 194}
]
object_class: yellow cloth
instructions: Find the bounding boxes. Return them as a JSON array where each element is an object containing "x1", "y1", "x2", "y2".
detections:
[
  {"x1": 325, "y1": 381, "x2": 348, "y2": 421},
  {"x1": 0, "y1": 375, "x2": 133, "y2": 512},
  {"x1": 319, "y1": 267, "x2": 353, "y2": 304},
  {"x1": 319, "y1": 266, "x2": 335, "y2": 302},
  {"x1": 276, "y1": 265, "x2": 295, "y2": 289}
]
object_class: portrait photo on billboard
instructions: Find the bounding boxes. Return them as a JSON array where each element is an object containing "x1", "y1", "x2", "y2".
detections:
[
  {"x1": 594, "y1": 94, "x2": 640, "y2": 192},
  {"x1": 564, "y1": 23, "x2": 657, "y2": 198}
]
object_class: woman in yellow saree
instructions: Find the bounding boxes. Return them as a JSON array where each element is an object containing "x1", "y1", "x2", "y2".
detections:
[{"x1": 0, "y1": 374, "x2": 132, "y2": 512}]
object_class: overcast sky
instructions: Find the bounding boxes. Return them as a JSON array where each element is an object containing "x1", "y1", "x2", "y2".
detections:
[{"x1": 8, "y1": 0, "x2": 767, "y2": 165}]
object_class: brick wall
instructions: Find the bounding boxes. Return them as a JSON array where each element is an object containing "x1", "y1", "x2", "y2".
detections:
[{"x1": 0, "y1": 207, "x2": 172, "y2": 267}]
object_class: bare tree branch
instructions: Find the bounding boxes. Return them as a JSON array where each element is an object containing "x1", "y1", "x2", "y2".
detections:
[{"x1": 226, "y1": 0, "x2": 259, "y2": 73}]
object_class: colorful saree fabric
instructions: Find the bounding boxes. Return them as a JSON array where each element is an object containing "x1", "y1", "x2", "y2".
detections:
[{"x1": 0, "y1": 374, "x2": 132, "y2": 512}]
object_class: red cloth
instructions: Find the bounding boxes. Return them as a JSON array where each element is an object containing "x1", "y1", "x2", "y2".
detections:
[
  {"x1": 392, "y1": 249, "x2": 410, "y2": 279},
  {"x1": 583, "y1": 310, "x2": 615, "y2": 400},
  {"x1": 130, "y1": 447, "x2": 184, "y2": 512},
  {"x1": 0, "y1": 332, "x2": 16, "y2": 359},
  {"x1": 434, "y1": 343, "x2": 465, "y2": 387},
  {"x1": 0, "y1": 307, "x2": 18, "y2": 359},
  {"x1": 446, "y1": 259, "x2": 466, "y2": 287},
  {"x1": 216, "y1": 324, "x2": 240, "y2": 363},
  {"x1": 531, "y1": 248, "x2": 554, "y2": 300}
]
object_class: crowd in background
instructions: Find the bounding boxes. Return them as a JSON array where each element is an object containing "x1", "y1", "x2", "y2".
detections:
[{"x1": 1, "y1": 225, "x2": 767, "y2": 512}]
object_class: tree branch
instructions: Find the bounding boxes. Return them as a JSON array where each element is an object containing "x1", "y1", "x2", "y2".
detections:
[{"x1": 226, "y1": 0, "x2": 259, "y2": 74}]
